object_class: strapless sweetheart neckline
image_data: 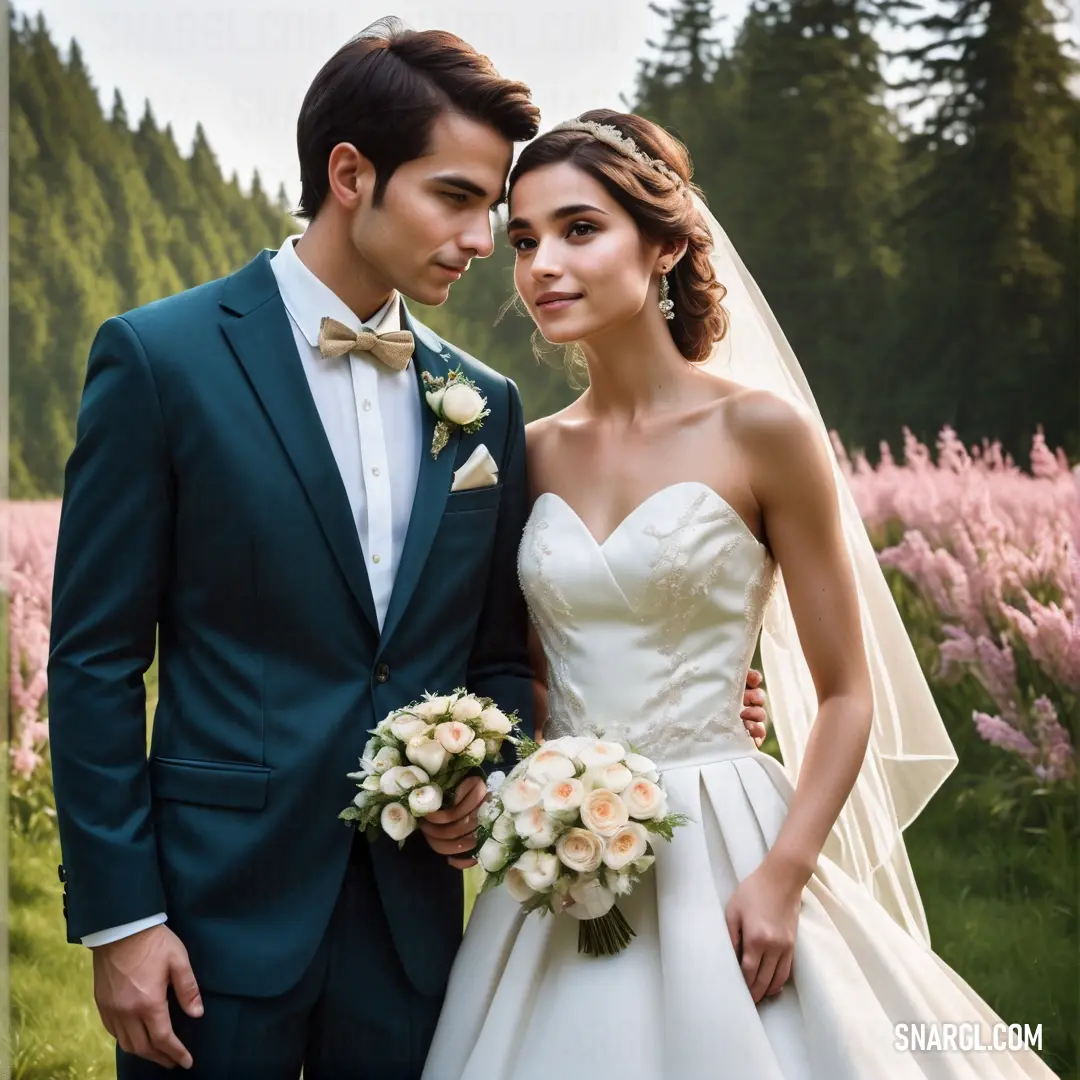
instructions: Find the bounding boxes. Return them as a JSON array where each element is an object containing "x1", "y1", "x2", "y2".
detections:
[{"x1": 532, "y1": 480, "x2": 767, "y2": 553}]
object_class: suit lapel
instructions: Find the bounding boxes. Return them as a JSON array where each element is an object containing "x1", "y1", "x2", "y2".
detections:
[
  {"x1": 219, "y1": 252, "x2": 380, "y2": 635},
  {"x1": 379, "y1": 305, "x2": 460, "y2": 645}
]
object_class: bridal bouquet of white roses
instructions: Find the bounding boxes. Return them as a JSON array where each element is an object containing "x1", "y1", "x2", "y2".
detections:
[
  {"x1": 474, "y1": 733, "x2": 689, "y2": 956},
  {"x1": 339, "y1": 689, "x2": 520, "y2": 846}
]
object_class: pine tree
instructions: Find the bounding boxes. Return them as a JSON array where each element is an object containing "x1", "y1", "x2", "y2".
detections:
[
  {"x1": 634, "y1": 0, "x2": 903, "y2": 444},
  {"x1": 110, "y1": 88, "x2": 129, "y2": 131},
  {"x1": 8, "y1": 15, "x2": 296, "y2": 496},
  {"x1": 893, "y1": 0, "x2": 1078, "y2": 454}
]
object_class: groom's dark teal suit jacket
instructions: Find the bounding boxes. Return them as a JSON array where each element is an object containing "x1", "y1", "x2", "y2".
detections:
[{"x1": 47, "y1": 248, "x2": 535, "y2": 1001}]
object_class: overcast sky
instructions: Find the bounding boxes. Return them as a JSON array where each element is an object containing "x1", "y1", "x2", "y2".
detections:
[{"x1": 19, "y1": 0, "x2": 756, "y2": 207}]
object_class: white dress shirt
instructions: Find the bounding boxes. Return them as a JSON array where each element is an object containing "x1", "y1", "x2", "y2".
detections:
[{"x1": 82, "y1": 236, "x2": 421, "y2": 948}]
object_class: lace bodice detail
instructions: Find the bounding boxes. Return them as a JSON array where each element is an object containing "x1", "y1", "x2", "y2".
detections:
[{"x1": 517, "y1": 482, "x2": 777, "y2": 768}]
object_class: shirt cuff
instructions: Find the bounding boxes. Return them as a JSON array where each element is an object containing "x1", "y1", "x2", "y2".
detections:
[{"x1": 81, "y1": 912, "x2": 167, "y2": 948}]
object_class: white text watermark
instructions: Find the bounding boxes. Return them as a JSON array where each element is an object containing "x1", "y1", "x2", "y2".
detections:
[{"x1": 894, "y1": 1023, "x2": 1042, "y2": 1053}]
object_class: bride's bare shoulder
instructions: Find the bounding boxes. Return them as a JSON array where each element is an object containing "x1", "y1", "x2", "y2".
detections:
[
  {"x1": 721, "y1": 386, "x2": 829, "y2": 497},
  {"x1": 525, "y1": 401, "x2": 587, "y2": 494},
  {"x1": 525, "y1": 400, "x2": 586, "y2": 449},
  {"x1": 721, "y1": 385, "x2": 815, "y2": 442}
]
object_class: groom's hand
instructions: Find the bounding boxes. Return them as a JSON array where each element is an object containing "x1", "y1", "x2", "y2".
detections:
[
  {"x1": 741, "y1": 668, "x2": 768, "y2": 746},
  {"x1": 92, "y1": 923, "x2": 203, "y2": 1069},
  {"x1": 419, "y1": 775, "x2": 488, "y2": 870}
]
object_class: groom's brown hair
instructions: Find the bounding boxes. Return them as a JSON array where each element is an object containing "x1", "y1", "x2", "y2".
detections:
[{"x1": 295, "y1": 17, "x2": 540, "y2": 219}]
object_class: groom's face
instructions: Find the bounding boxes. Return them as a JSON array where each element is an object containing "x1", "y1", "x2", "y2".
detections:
[{"x1": 348, "y1": 111, "x2": 513, "y2": 306}]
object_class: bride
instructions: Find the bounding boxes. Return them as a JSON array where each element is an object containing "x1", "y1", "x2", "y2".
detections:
[{"x1": 421, "y1": 110, "x2": 1059, "y2": 1079}]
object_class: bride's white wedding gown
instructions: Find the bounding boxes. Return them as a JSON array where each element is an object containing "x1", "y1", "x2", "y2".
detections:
[{"x1": 421, "y1": 481, "x2": 1058, "y2": 1080}]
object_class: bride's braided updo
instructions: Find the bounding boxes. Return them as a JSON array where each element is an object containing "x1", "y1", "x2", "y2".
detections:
[{"x1": 506, "y1": 109, "x2": 729, "y2": 372}]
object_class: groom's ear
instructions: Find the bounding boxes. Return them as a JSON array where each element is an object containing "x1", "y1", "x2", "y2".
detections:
[{"x1": 326, "y1": 142, "x2": 378, "y2": 211}]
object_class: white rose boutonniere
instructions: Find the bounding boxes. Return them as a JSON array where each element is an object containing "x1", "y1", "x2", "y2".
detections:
[{"x1": 422, "y1": 366, "x2": 490, "y2": 458}]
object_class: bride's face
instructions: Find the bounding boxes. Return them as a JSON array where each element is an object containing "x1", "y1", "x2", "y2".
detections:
[{"x1": 507, "y1": 162, "x2": 661, "y2": 345}]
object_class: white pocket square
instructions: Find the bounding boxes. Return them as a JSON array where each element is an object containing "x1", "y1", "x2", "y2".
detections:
[{"x1": 451, "y1": 443, "x2": 499, "y2": 491}]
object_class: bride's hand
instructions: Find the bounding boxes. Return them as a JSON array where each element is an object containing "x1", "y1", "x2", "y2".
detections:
[{"x1": 724, "y1": 857, "x2": 804, "y2": 1003}]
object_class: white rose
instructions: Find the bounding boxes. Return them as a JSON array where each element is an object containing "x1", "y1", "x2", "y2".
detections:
[
  {"x1": 624, "y1": 753, "x2": 660, "y2": 782},
  {"x1": 381, "y1": 802, "x2": 417, "y2": 842},
  {"x1": 541, "y1": 777, "x2": 586, "y2": 816},
  {"x1": 405, "y1": 736, "x2": 449, "y2": 776},
  {"x1": 515, "y1": 805, "x2": 560, "y2": 849},
  {"x1": 451, "y1": 696, "x2": 484, "y2": 722},
  {"x1": 441, "y1": 382, "x2": 486, "y2": 426},
  {"x1": 417, "y1": 695, "x2": 452, "y2": 720},
  {"x1": 564, "y1": 877, "x2": 617, "y2": 920},
  {"x1": 500, "y1": 775, "x2": 543, "y2": 814},
  {"x1": 594, "y1": 762, "x2": 633, "y2": 793},
  {"x1": 577, "y1": 740, "x2": 627, "y2": 769},
  {"x1": 602, "y1": 822, "x2": 649, "y2": 870},
  {"x1": 433, "y1": 721, "x2": 475, "y2": 755},
  {"x1": 375, "y1": 714, "x2": 397, "y2": 737},
  {"x1": 466, "y1": 738, "x2": 487, "y2": 764},
  {"x1": 478, "y1": 837, "x2": 509, "y2": 872},
  {"x1": 379, "y1": 766, "x2": 415, "y2": 796},
  {"x1": 361, "y1": 774, "x2": 382, "y2": 792},
  {"x1": 526, "y1": 747, "x2": 577, "y2": 785},
  {"x1": 479, "y1": 706, "x2": 512, "y2": 735},
  {"x1": 352, "y1": 790, "x2": 373, "y2": 809},
  {"x1": 580, "y1": 788, "x2": 630, "y2": 838},
  {"x1": 362, "y1": 736, "x2": 379, "y2": 761},
  {"x1": 408, "y1": 784, "x2": 444, "y2": 816},
  {"x1": 622, "y1": 777, "x2": 667, "y2": 820},
  {"x1": 492, "y1": 811, "x2": 517, "y2": 844},
  {"x1": 505, "y1": 867, "x2": 537, "y2": 903},
  {"x1": 541, "y1": 735, "x2": 588, "y2": 759},
  {"x1": 368, "y1": 746, "x2": 401, "y2": 774},
  {"x1": 486, "y1": 769, "x2": 508, "y2": 795},
  {"x1": 478, "y1": 798, "x2": 502, "y2": 826},
  {"x1": 555, "y1": 827, "x2": 604, "y2": 873},
  {"x1": 515, "y1": 850, "x2": 560, "y2": 891},
  {"x1": 391, "y1": 715, "x2": 431, "y2": 743}
]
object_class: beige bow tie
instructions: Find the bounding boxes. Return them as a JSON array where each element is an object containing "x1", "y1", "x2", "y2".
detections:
[{"x1": 317, "y1": 316, "x2": 414, "y2": 372}]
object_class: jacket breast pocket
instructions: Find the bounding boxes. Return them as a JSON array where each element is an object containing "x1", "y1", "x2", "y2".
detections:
[
  {"x1": 444, "y1": 483, "x2": 502, "y2": 514},
  {"x1": 150, "y1": 757, "x2": 271, "y2": 811}
]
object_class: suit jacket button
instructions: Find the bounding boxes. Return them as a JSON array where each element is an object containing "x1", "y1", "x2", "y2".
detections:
[
  {"x1": 374, "y1": 663, "x2": 390, "y2": 683},
  {"x1": 58, "y1": 864, "x2": 66, "y2": 883}
]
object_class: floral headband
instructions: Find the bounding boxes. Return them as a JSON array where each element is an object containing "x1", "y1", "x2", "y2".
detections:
[{"x1": 548, "y1": 119, "x2": 684, "y2": 185}]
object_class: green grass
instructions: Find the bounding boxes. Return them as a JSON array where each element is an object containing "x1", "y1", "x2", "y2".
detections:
[{"x1": 8, "y1": 827, "x2": 113, "y2": 1079}]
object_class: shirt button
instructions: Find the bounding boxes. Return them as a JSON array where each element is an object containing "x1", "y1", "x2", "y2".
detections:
[
  {"x1": 362, "y1": 399, "x2": 373, "y2": 412},
  {"x1": 372, "y1": 554, "x2": 381, "y2": 564},
  {"x1": 375, "y1": 662, "x2": 390, "y2": 683},
  {"x1": 371, "y1": 466, "x2": 381, "y2": 477}
]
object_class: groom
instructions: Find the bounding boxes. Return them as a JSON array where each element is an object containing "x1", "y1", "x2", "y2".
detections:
[{"x1": 48, "y1": 18, "x2": 769, "y2": 1080}]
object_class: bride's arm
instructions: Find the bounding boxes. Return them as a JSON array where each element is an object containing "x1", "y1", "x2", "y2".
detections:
[
  {"x1": 743, "y1": 389, "x2": 874, "y2": 885},
  {"x1": 723, "y1": 389, "x2": 873, "y2": 1003}
]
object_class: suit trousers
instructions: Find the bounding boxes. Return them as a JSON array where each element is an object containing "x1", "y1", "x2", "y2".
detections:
[{"x1": 116, "y1": 832, "x2": 446, "y2": 1080}]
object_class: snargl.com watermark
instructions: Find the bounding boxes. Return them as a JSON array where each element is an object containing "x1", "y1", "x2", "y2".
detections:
[{"x1": 894, "y1": 1023, "x2": 1042, "y2": 1053}]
